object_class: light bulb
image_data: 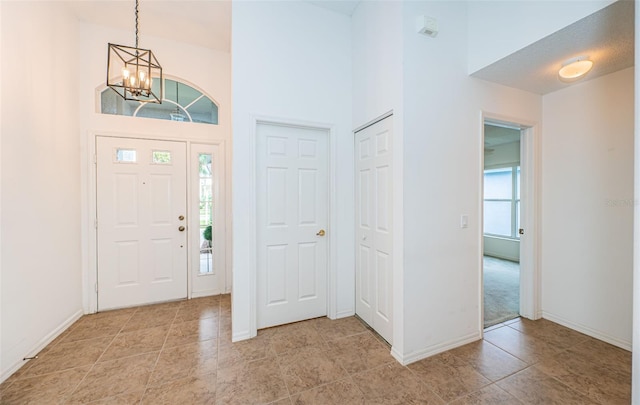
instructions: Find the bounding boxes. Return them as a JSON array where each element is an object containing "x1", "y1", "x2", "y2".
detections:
[{"x1": 122, "y1": 67, "x2": 130, "y2": 79}]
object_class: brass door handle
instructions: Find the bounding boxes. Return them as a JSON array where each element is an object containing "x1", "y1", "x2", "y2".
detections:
[
  {"x1": 178, "y1": 215, "x2": 185, "y2": 221},
  {"x1": 178, "y1": 226, "x2": 185, "y2": 232},
  {"x1": 316, "y1": 229, "x2": 325, "y2": 236}
]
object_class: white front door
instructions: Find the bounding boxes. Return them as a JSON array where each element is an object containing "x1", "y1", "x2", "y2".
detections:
[
  {"x1": 96, "y1": 136, "x2": 188, "y2": 310},
  {"x1": 355, "y1": 116, "x2": 393, "y2": 344},
  {"x1": 256, "y1": 123, "x2": 328, "y2": 329}
]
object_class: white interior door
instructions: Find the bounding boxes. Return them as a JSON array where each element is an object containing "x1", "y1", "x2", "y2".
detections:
[
  {"x1": 97, "y1": 136, "x2": 188, "y2": 310},
  {"x1": 256, "y1": 123, "x2": 328, "y2": 329},
  {"x1": 355, "y1": 116, "x2": 393, "y2": 344}
]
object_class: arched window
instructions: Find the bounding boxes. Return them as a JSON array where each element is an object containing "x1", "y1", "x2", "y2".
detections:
[{"x1": 100, "y1": 78, "x2": 218, "y2": 125}]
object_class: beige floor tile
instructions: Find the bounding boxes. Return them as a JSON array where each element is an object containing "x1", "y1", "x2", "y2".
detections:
[
  {"x1": 269, "y1": 398, "x2": 293, "y2": 405},
  {"x1": 99, "y1": 325, "x2": 169, "y2": 361},
  {"x1": 312, "y1": 316, "x2": 368, "y2": 341},
  {"x1": 215, "y1": 358, "x2": 289, "y2": 405},
  {"x1": 534, "y1": 350, "x2": 631, "y2": 404},
  {"x1": 497, "y1": 366, "x2": 598, "y2": 404},
  {"x1": 67, "y1": 352, "x2": 158, "y2": 404},
  {"x1": 121, "y1": 307, "x2": 179, "y2": 332},
  {"x1": 62, "y1": 313, "x2": 132, "y2": 342},
  {"x1": 142, "y1": 373, "x2": 216, "y2": 405},
  {"x1": 483, "y1": 325, "x2": 561, "y2": 364},
  {"x1": 83, "y1": 390, "x2": 145, "y2": 404},
  {"x1": 0, "y1": 366, "x2": 90, "y2": 404},
  {"x1": 566, "y1": 336, "x2": 632, "y2": 372},
  {"x1": 448, "y1": 384, "x2": 522, "y2": 404},
  {"x1": 408, "y1": 352, "x2": 491, "y2": 402},
  {"x1": 2, "y1": 294, "x2": 630, "y2": 405},
  {"x1": 135, "y1": 300, "x2": 184, "y2": 313},
  {"x1": 175, "y1": 297, "x2": 220, "y2": 323},
  {"x1": 507, "y1": 319, "x2": 590, "y2": 349},
  {"x1": 23, "y1": 336, "x2": 112, "y2": 377},
  {"x1": 327, "y1": 332, "x2": 393, "y2": 374},
  {"x1": 291, "y1": 378, "x2": 366, "y2": 405},
  {"x1": 148, "y1": 339, "x2": 218, "y2": 386},
  {"x1": 449, "y1": 340, "x2": 528, "y2": 381},
  {"x1": 268, "y1": 322, "x2": 327, "y2": 354},
  {"x1": 278, "y1": 345, "x2": 348, "y2": 394},
  {"x1": 217, "y1": 334, "x2": 277, "y2": 369},
  {"x1": 218, "y1": 322, "x2": 233, "y2": 343},
  {"x1": 164, "y1": 317, "x2": 219, "y2": 348},
  {"x1": 352, "y1": 362, "x2": 444, "y2": 404}
]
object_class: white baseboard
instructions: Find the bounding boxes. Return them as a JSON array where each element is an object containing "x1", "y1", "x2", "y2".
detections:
[
  {"x1": 335, "y1": 309, "x2": 355, "y2": 319},
  {"x1": 542, "y1": 311, "x2": 631, "y2": 351},
  {"x1": 231, "y1": 331, "x2": 253, "y2": 343},
  {"x1": 191, "y1": 289, "x2": 224, "y2": 299},
  {"x1": 391, "y1": 331, "x2": 482, "y2": 365},
  {"x1": 1, "y1": 309, "x2": 84, "y2": 384}
]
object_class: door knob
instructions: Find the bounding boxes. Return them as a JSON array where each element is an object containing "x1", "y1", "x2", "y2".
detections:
[
  {"x1": 316, "y1": 229, "x2": 325, "y2": 236},
  {"x1": 178, "y1": 226, "x2": 185, "y2": 232},
  {"x1": 178, "y1": 215, "x2": 185, "y2": 221},
  {"x1": 519, "y1": 228, "x2": 524, "y2": 235}
]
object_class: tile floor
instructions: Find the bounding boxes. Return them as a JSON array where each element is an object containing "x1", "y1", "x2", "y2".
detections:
[{"x1": 0, "y1": 294, "x2": 631, "y2": 404}]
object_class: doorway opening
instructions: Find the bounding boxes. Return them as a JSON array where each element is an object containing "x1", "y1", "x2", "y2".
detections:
[{"x1": 483, "y1": 122, "x2": 522, "y2": 328}]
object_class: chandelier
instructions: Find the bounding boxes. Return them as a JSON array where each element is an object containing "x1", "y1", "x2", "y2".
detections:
[{"x1": 106, "y1": 0, "x2": 163, "y2": 103}]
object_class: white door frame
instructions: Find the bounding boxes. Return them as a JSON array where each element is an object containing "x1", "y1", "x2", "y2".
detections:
[
  {"x1": 85, "y1": 131, "x2": 228, "y2": 313},
  {"x1": 480, "y1": 112, "x2": 541, "y2": 330},
  {"x1": 247, "y1": 115, "x2": 338, "y2": 338}
]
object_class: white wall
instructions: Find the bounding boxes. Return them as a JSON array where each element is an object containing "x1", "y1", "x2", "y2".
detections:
[
  {"x1": 542, "y1": 67, "x2": 634, "y2": 349},
  {"x1": 1, "y1": 2, "x2": 82, "y2": 381},
  {"x1": 632, "y1": 7, "x2": 640, "y2": 400},
  {"x1": 467, "y1": 0, "x2": 615, "y2": 73},
  {"x1": 484, "y1": 236, "x2": 520, "y2": 262},
  {"x1": 77, "y1": 23, "x2": 232, "y2": 312},
  {"x1": 399, "y1": 0, "x2": 542, "y2": 364},
  {"x1": 231, "y1": 1, "x2": 352, "y2": 340},
  {"x1": 351, "y1": 0, "x2": 405, "y2": 359}
]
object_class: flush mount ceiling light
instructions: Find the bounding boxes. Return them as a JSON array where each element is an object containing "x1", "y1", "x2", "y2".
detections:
[
  {"x1": 106, "y1": 0, "x2": 163, "y2": 103},
  {"x1": 558, "y1": 56, "x2": 593, "y2": 82}
]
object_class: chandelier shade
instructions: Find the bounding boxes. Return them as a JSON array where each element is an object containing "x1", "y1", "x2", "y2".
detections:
[{"x1": 107, "y1": 43, "x2": 163, "y2": 103}]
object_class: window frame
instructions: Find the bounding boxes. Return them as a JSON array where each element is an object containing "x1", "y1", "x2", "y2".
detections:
[
  {"x1": 484, "y1": 165, "x2": 520, "y2": 239},
  {"x1": 99, "y1": 77, "x2": 219, "y2": 125}
]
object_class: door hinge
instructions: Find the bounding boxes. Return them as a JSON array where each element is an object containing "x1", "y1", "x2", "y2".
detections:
[
  {"x1": 93, "y1": 154, "x2": 97, "y2": 164},
  {"x1": 95, "y1": 283, "x2": 98, "y2": 293},
  {"x1": 94, "y1": 219, "x2": 98, "y2": 229}
]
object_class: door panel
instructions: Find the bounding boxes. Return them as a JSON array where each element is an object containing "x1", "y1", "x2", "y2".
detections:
[
  {"x1": 97, "y1": 136, "x2": 187, "y2": 310},
  {"x1": 257, "y1": 123, "x2": 328, "y2": 329},
  {"x1": 355, "y1": 116, "x2": 393, "y2": 344}
]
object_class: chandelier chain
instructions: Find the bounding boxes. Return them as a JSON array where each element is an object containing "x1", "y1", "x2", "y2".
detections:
[{"x1": 134, "y1": 0, "x2": 139, "y2": 48}]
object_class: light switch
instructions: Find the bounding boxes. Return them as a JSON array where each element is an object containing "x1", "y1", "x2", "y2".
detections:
[{"x1": 460, "y1": 215, "x2": 468, "y2": 229}]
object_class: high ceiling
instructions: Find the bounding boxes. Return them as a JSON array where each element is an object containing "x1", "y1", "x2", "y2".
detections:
[
  {"x1": 65, "y1": 0, "x2": 231, "y2": 52},
  {"x1": 472, "y1": 0, "x2": 634, "y2": 95},
  {"x1": 308, "y1": 0, "x2": 360, "y2": 16},
  {"x1": 65, "y1": 0, "x2": 633, "y2": 96}
]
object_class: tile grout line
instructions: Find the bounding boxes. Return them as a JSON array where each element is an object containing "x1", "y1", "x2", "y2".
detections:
[
  {"x1": 60, "y1": 307, "x2": 140, "y2": 404},
  {"x1": 138, "y1": 303, "x2": 183, "y2": 404}
]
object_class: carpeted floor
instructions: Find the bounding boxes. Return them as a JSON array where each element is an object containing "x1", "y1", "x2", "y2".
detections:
[{"x1": 484, "y1": 255, "x2": 520, "y2": 328}]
